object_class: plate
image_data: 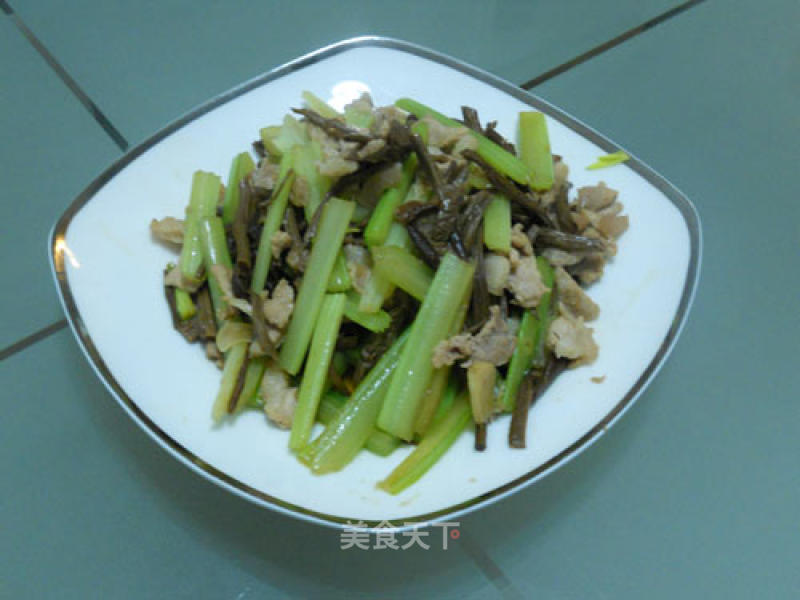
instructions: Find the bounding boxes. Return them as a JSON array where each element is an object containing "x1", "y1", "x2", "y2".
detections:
[{"x1": 50, "y1": 37, "x2": 701, "y2": 531}]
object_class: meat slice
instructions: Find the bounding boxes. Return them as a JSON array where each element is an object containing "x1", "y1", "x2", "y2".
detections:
[
  {"x1": 554, "y1": 266, "x2": 599, "y2": 321},
  {"x1": 432, "y1": 306, "x2": 516, "y2": 368},
  {"x1": 260, "y1": 362, "x2": 298, "y2": 429},
  {"x1": 547, "y1": 311, "x2": 598, "y2": 366}
]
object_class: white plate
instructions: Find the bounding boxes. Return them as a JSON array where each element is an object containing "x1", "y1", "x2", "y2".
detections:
[{"x1": 50, "y1": 37, "x2": 701, "y2": 532}]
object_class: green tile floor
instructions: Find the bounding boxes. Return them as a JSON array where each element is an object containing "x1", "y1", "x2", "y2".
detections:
[{"x1": 2, "y1": 1, "x2": 798, "y2": 597}]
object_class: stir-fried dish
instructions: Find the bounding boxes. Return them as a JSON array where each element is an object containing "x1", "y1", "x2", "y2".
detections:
[{"x1": 150, "y1": 92, "x2": 628, "y2": 494}]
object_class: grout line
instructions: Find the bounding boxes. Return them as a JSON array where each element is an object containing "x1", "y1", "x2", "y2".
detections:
[
  {"x1": 520, "y1": 0, "x2": 707, "y2": 89},
  {"x1": 459, "y1": 532, "x2": 526, "y2": 600},
  {"x1": 0, "y1": 320, "x2": 67, "y2": 361},
  {"x1": 4, "y1": 2, "x2": 129, "y2": 151}
]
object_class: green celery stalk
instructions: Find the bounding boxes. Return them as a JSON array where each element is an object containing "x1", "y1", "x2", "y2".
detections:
[
  {"x1": 180, "y1": 171, "x2": 221, "y2": 285},
  {"x1": 378, "y1": 393, "x2": 471, "y2": 495},
  {"x1": 413, "y1": 290, "x2": 469, "y2": 435},
  {"x1": 326, "y1": 250, "x2": 352, "y2": 292},
  {"x1": 500, "y1": 311, "x2": 539, "y2": 413},
  {"x1": 413, "y1": 365, "x2": 451, "y2": 436},
  {"x1": 260, "y1": 115, "x2": 308, "y2": 157},
  {"x1": 280, "y1": 197, "x2": 355, "y2": 375},
  {"x1": 316, "y1": 392, "x2": 401, "y2": 457},
  {"x1": 363, "y1": 430, "x2": 401, "y2": 457},
  {"x1": 222, "y1": 152, "x2": 255, "y2": 225},
  {"x1": 377, "y1": 253, "x2": 475, "y2": 441},
  {"x1": 211, "y1": 342, "x2": 248, "y2": 422},
  {"x1": 174, "y1": 288, "x2": 196, "y2": 320},
  {"x1": 198, "y1": 216, "x2": 233, "y2": 324},
  {"x1": 371, "y1": 245, "x2": 433, "y2": 301},
  {"x1": 483, "y1": 195, "x2": 511, "y2": 254},
  {"x1": 344, "y1": 292, "x2": 391, "y2": 333},
  {"x1": 364, "y1": 155, "x2": 418, "y2": 247},
  {"x1": 518, "y1": 112, "x2": 554, "y2": 191},
  {"x1": 396, "y1": 98, "x2": 530, "y2": 185},
  {"x1": 299, "y1": 330, "x2": 410, "y2": 473},
  {"x1": 344, "y1": 100, "x2": 374, "y2": 129},
  {"x1": 251, "y1": 156, "x2": 295, "y2": 293},
  {"x1": 587, "y1": 150, "x2": 630, "y2": 170},
  {"x1": 302, "y1": 90, "x2": 339, "y2": 119},
  {"x1": 315, "y1": 391, "x2": 345, "y2": 424},
  {"x1": 292, "y1": 142, "x2": 331, "y2": 221},
  {"x1": 289, "y1": 293, "x2": 346, "y2": 450},
  {"x1": 429, "y1": 379, "x2": 458, "y2": 428},
  {"x1": 499, "y1": 257, "x2": 555, "y2": 410},
  {"x1": 357, "y1": 271, "x2": 394, "y2": 314},
  {"x1": 234, "y1": 357, "x2": 267, "y2": 414}
]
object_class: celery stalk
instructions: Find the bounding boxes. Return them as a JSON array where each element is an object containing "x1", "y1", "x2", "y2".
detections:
[
  {"x1": 483, "y1": 195, "x2": 511, "y2": 254},
  {"x1": 280, "y1": 198, "x2": 355, "y2": 375},
  {"x1": 364, "y1": 155, "x2": 418, "y2": 247},
  {"x1": 500, "y1": 311, "x2": 539, "y2": 413},
  {"x1": 233, "y1": 357, "x2": 267, "y2": 414},
  {"x1": 302, "y1": 90, "x2": 339, "y2": 119},
  {"x1": 251, "y1": 155, "x2": 295, "y2": 293},
  {"x1": 371, "y1": 245, "x2": 433, "y2": 301},
  {"x1": 180, "y1": 171, "x2": 221, "y2": 285},
  {"x1": 500, "y1": 257, "x2": 555, "y2": 410},
  {"x1": 518, "y1": 112, "x2": 554, "y2": 191},
  {"x1": 413, "y1": 365, "x2": 451, "y2": 436},
  {"x1": 358, "y1": 271, "x2": 394, "y2": 314},
  {"x1": 211, "y1": 342, "x2": 248, "y2": 422},
  {"x1": 327, "y1": 250, "x2": 352, "y2": 292},
  {"x1": 378, "y1": 393, "x2": 471, "y2": 494},
  {"x1": 174, "y1": 288, "x2": 196, "y2": 320},
  {"x1": 413, "y1": 293, "x2": 469, "y2": 435},
  {"x1": 344, "y1": 292, "x2": 391, "y2": 333},
  {"x1": 396, "y1": 98, "x2": 530, "y2": 185},
  {"x1": 198, "y1": 216, "x2": 233, "y2": 324},
  {"x1": 260, "y1": 115, "x2": 308, "y2": 157},
  {"x1": 299, "y1": 330, "x2": 410, "y2": 473},
  {"x1": 292, "y1": 142, "x2": 331, "y2": 221},
  {"x1": 222, "y1": 152, "x2": 255, "y2": 225},
  {"x1": 587, "y1": 150, "x2": 629, "y2": 170},
  {"x1": 429, "y1": 379, "x2": 458, "y2": 428},
  {"x1": 316, "y1": 392, "x2": 401, "y2": 457},
  {"x1": 377, "y1": 253, "x2": 475, "y2": 441},
  {"x1": 289, "y1": 293, "x2": 346, "y2": 450}
]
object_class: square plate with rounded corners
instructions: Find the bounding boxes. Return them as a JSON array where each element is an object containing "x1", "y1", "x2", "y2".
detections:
[{"x1": 51, "y1": 37, "x2": 701, "y2": 532}]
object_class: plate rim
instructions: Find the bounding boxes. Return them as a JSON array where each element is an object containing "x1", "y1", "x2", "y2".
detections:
[{"x1": 49, "y1": 35, "x2": 702, "y2": 533}]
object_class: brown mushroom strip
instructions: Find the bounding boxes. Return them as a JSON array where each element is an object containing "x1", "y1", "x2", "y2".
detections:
[
  {"x1": 232, "y1": 179, "x2": 254, "y2": 272},
  {"x1": 531, "y1": 226, "x2": 607, "y2": 253},
  {"x1": 406, "y1": 223, "x2": 441, "y2": 269},
  {"x1": 291, "y1": 107, "x2": 372, "y2": 143},
  {"x1": 508, "y1": 358, "x2": 569, "y2": 448},
  {"x1": 411, "y1": 132, "x2": 447, "y2": 206},
  {"x1": 394, "y1": 200, "x2": 437, "y2": 225},
  {"x1": 484, "y1": 121, "x2": 516, "y2": 155},
  {"x1": 475, "y1": 423, "x2": 487, "y2": 452},
  {"x1": 460, "y1": 106, "x2": 482, "y2": 132},
  {"x1": 553, "y1": 184, "x2": 577, "y2": 233},
  {"x1": 461, "y1": 149, "x2": 555, "y2": 227},
  {"x1": 226, "y1": 353, "x2": 251, "y2": 413},
  {"x1": 509, "y1": 371, "x2": 536, "y2": 448},
  {"x1": 468, "y1": 242, "x2": 490, "y2": 329}
]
